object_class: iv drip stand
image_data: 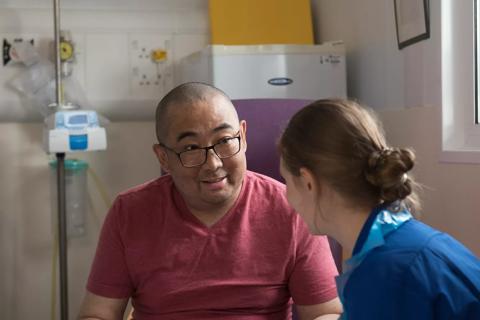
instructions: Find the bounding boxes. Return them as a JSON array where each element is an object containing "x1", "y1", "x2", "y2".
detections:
[
  {"x1": 57, "y1": 152, "x2": 68, "y2": 320},
  {"x1": 53, "y1": 0, "x2": 69, "y2": 319}
]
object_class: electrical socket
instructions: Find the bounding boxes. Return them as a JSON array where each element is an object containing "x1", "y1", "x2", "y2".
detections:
[{"x1": 129, "y1": 34, "x2": 173, "y2": 99}]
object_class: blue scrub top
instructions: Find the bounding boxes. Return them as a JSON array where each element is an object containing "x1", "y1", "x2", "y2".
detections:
[{"x1": 339, "y1": 204, "x2": 480, "y2": 319}]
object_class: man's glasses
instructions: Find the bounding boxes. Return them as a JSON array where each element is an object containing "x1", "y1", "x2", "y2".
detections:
[{"x1": 160, "y1": 133, "x2": 242, "y2": 168}]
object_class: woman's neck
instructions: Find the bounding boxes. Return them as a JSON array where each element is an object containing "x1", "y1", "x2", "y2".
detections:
[{"x1": 324, "y1": 203, "x2": 372, "y2": 260}]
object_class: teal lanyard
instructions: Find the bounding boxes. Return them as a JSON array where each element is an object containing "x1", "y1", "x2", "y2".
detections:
[{"x1": 336, "y1": 204, "x2": 413, "y2": 319}]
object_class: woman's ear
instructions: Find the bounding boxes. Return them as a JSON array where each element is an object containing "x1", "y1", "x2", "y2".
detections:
[
  {"x1": 299, "y1": 167, "x2": 317, "y2": 193},
  {"x1": 152, "y1": 144, "x2": 170, "y2": 173}
]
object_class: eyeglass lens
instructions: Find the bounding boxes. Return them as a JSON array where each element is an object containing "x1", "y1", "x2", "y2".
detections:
[{"x1": 180, "y1": 137, "x2": 240, "y2": 167}]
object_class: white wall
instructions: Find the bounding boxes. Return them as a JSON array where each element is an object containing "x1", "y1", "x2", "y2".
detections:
[
  {"x1": 0, "y1": 1, "x2": 208, "y2": 319},
  {"x1": 0, "y1": 0, "x2": 209, "y2": 121},
  {"x1": 312, "y1": 0, "x2": 479, "y2": 255}
]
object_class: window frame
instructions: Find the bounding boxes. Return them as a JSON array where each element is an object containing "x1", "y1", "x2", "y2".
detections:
[
  {"x1": 476, "y1": 0, "x2": 480, "y2": 125},
  {"x1": 440, "y1": 0, "x2": 480, "y2": 163}
]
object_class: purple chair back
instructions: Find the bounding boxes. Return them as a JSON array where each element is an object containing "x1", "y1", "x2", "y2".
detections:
[
  {"x1": 234, "y1": 98, "x2": 310, "y2": 182},
  {"x1": 233, "y1": 98, "x2": 343, "y2": 272}
]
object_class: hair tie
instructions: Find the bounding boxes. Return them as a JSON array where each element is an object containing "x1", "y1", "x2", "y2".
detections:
[{"x1": 400, "y1": 173, "x2": 408, "y2": 184}]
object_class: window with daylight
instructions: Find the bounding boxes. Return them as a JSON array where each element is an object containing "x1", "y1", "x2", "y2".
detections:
[{"x1": 441, "y1": 0, "x2": 480, "y2": 163}]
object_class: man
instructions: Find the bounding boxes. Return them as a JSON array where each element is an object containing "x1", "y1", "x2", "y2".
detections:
[{"x1": 78, "y1": 82, "x2": 342, "y2": 320}]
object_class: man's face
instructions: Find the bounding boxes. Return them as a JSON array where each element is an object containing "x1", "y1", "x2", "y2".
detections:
[{"x1": 154, "y1": 94, "x2": 247, "y2": 212}]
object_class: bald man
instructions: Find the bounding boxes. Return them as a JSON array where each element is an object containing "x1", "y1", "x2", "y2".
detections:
[{"x1": 78, "y1": 83, "x2": 342, "y2": 320}]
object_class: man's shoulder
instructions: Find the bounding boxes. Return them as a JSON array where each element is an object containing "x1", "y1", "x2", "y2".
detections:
[
  {"x1": 242, "y1": 171, "x2": 294, "y2": 217},
  {"x1": 117, "y1": 175, "x2": 173, "y2": 202},
  {"x1": 245, "y1": 170, "x2": 285, "y2": 193}
]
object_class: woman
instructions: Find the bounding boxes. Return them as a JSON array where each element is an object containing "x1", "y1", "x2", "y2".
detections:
[{"x1": 278, "y1": 99, "x2": 480, "y2": 319}]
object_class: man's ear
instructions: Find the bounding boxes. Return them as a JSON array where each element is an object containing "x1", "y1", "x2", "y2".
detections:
[
  {"x1": 240, "y1": 120, "x2": 247, "y2": 152},
  {"x1": 153, "y1": 144, "x2": 170, "y2": 173}
]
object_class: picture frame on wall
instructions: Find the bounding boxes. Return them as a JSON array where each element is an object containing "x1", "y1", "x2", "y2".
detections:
[{"x1": 394, "y1": 0, "x2": 430, "y2": 49}]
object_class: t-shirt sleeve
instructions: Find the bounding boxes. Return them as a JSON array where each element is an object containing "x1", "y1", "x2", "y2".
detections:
[
  {"x1": 86, "y1": 197, "x2": 134, "y2": 298},
  {"x1": 288, "y1": 217, "x2": 339, "y2": 305}
]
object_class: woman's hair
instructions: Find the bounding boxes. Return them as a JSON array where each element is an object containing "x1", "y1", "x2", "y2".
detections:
[{"x1": 279, "y1": 99, "x2": 420, "y2": 212}]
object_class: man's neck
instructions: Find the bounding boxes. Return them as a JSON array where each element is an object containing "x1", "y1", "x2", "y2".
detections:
[
  {"x1": 185, "y1": 184, "x2": 243, "y2": 228},
  {"x1": 189, "y1": 207, "x2": 230, "y2": 227}
]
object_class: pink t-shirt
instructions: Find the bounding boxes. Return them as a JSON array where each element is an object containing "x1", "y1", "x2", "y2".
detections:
[{"x1": 87, "y1": 171, "x2": 338, "y2": 320}]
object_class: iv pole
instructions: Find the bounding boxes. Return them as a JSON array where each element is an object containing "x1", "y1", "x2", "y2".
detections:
[{"x1": 53, "y1": 0, "x2": 69, "y2": 318}]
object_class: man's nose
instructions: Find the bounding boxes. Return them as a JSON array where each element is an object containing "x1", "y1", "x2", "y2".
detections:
[{"x1": 203, "y1": 148, "x2": 223, "y2": 169}]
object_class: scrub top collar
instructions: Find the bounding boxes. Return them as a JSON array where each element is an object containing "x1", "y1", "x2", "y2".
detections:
[
  {"x1": 349, "y1": 201, "x2": 412, "y2": 266},
  {"x1": 352, "y1": 204, "x2": 383, "y2": 256},
  {"x1": 336, "y1": 201, "x2": 413, "y2": 319}
]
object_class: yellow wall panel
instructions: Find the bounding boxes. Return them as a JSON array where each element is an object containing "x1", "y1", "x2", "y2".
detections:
[{"x1": 209, "y1": 0, "x2": 314, "y2": 45}]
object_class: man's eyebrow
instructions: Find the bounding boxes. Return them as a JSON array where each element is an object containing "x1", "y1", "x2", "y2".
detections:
[
  {"x1": 176, "y1": 123, "x2": 235, "y2": 142},
  {"x1": 176, "y1": 131, "x2": 197, "y2": 142},
  {"x1": 213, "y1": 123, "x2": 234, "y2": 132}
]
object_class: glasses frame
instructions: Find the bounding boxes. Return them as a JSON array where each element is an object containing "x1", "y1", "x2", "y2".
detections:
[{"x1": 160, "y1": 132, "x2": 242, "y2": 168}]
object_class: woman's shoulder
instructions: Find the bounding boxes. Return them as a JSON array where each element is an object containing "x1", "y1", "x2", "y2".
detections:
[
  {"x1": 362, "y1": 219, "x2": 478, "y2": 273},
  {"x1": 353, "y1": 218, "x2": 480, "y2": 299},
  {"x1": 386, "y1": 218, "x2": 480, "y2": 276}
]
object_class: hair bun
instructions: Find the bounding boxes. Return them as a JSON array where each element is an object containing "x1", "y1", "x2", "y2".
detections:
[
  {"x1": 367, "y1": 148, "x2": 391, "y2": 172},
  {"x1": 365, "y1": 147, "x2": 415, "y2": 202}
]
